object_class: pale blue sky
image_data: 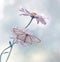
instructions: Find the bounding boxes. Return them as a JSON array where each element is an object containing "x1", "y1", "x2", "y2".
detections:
[{"x1": 0, "y1": 0, "x2": 60, "y2": 62}]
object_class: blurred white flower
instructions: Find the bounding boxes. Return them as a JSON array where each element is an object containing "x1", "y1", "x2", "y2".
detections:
[
  {"x1": 19, "y1": 8, "x2": 47, "y2": 28},
  {"x1": 11, "y1": 27, "x2": 41, "y2": 45}
]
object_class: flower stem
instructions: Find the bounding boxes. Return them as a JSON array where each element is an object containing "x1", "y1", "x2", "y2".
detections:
[
  {"x1": 0, "y1": 41, "x2": 16, "y2": 62},
  {"x1": 6, "y1": 47, "x2": 13, "y2": 62},
  {"x1": 25, "y1": 17, "x2": 33, "y2": 28}
]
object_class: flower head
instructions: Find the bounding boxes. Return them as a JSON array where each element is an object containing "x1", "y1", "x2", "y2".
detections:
[
  {"x1": 19, "y1": 8, "x2": 47, "y2": 25},
  {"x1": 12, "y1": 27, "x2": 41, "y2": 45}
]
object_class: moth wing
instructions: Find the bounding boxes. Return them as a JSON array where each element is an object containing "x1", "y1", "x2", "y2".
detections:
[
  {"x1": 13, "y1": 28, "x2": 25, "y2": 35},
  {"x1": 16, "y1": 34, "x2": 26, "y2": 42},
  {"x1": 25, "y1": 35, "x2": 32, "y2": 44},
  {"x1": 30, "y1": 35, "x2": 41, "y2": 43}
]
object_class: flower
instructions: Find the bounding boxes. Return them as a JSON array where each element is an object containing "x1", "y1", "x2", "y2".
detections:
[
  {"x1": 12, "y1": 27, "x2": 41, "y2": 45},
  {"x1": 19, "y1": 8, "x2": 47, "y2": 25}
]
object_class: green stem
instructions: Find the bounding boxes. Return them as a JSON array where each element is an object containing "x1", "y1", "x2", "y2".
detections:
[
  {"x1": 25, "y1": 17, "x2": 33, "y2": 28},
  {"x1": 0, "y1": 42, "x2": 16, "y2": 62},
  {"x1": 6, "y1": 47, "x2": 13, "y2": 62}
]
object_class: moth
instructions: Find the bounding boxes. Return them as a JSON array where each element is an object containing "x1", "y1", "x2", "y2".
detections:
[{"x1": 12, "y1": 27, "x2": 41, "y2": 45}]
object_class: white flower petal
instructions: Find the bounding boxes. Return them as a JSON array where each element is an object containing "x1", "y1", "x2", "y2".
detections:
[
  {"x1": 20, "y1": 13, "x2": 29, "y2": 16},
  {"x1": 36, "y1": 16, "x2": 46, "y2": 25}
]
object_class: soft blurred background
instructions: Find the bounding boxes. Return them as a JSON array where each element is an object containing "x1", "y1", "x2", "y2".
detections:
[{"x1": 0, "y1": 0, "x2": 60, "y2": 62}]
